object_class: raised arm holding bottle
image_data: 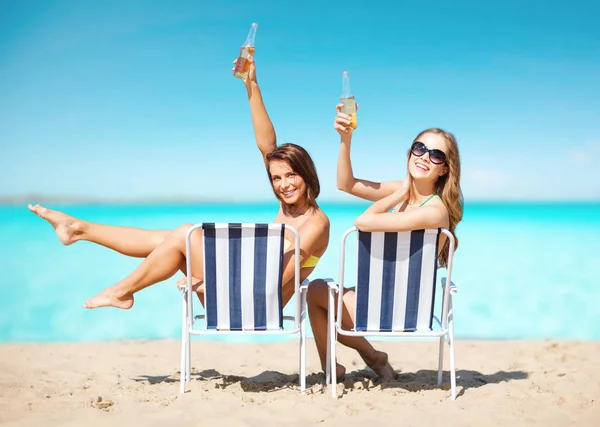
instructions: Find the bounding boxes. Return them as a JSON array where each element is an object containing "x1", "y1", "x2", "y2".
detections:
[
  {"x1": 307, "y1": 73, "x2": 464, "y2": 382},
  {"x1": 28, "y1": 30, "x2": 329, "y2": 314},
  {"x1": 232, "y1": 49, "x2": 330, "y2": 306}
]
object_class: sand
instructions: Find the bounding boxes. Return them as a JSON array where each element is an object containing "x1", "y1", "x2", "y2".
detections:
[{"x1": 0, "y1": 339, "x2": 598, "y2": 426}]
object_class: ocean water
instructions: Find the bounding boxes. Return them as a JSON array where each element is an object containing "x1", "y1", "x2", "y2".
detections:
[{"x1": 1, "y1": 202, "x2": 599, "y2": 343}]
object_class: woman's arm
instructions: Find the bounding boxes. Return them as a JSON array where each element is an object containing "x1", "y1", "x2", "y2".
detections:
[
  {"x1": 280, "y1": 218, "x2": 329, "y2": 285},
  {"x1": 240, "y1": 55, "x2": 276, "y2": 164},
  {"x1": 334, "y1": 104, "x2": 402, "y2": 201},
  {"x1": 361, "y1": 186, "x2": 408, "y2": 215},
  {"x1": 355, "y1": 205, "x2": 448, "y2": 233},
  {"x1": 355, "y1": 183, "x2": 447, "y2": 232}
]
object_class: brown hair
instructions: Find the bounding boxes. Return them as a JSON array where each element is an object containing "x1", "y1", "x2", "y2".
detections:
[
  {"x1": 266, "y1": 143, "x2": 320, "y2": 211},
  {"x1": 410, "y1": 128, "x2": 463, "y2": 268}
]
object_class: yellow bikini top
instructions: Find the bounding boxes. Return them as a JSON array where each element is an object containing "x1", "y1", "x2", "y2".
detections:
[{"x1": 284, "y1": 239, "x2": 320, "y2": 268}]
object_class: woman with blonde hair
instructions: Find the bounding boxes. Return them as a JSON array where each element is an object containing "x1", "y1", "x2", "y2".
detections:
[{"x1": 307, "y1": 104, "x2": 463, "y2": 381}]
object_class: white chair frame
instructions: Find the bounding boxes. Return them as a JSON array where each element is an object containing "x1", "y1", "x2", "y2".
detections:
[
  {"x1": 179, "y1": 223, "x2": 308, "y2": 394},
  {"x1": 326, "y1": 227, "x2": 458, "y2": 399}
]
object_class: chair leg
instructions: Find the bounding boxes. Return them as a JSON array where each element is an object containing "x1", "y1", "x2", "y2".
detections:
[
  {"x1": 299, "y1": 289, "x2": 307, "y2": 394},
  {"x1": 180, "y1": 292, "x2": 188, "y2": 394},
  {"x1": 325, "y1": 322, "x2": 331, "y2": 385},
  {"x1": 448, "y1": 298, "x2": 457, "y2": 400},
  {"x1": 325, "y1": 286, "x2": 331, "y2": 385},
  {"x1": 186, "y1": 314, "x2": 191, "y2": 382},
  {"x1": 438, "y1": 281, "x2": 447, "y2": 387},
  {"x1": 437, "y1": 336, "x2": 444, "y2": 386},
  {"x1": 327, "y1": 287, "x2": 337, "y2": 398}
]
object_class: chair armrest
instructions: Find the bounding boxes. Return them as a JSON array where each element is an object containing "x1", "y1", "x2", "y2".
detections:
[
  {"x1": 441, "y1": 277, "x2": 458, "y2": 294},
  {"x1": 300, "y1": 278, "x2": 310, "y2": 291},
  {"x1": 323, "y1": 278, "x2": 339, "y2": 291},
  {"x1": 177, "y1": 276, "x2": 202, "y2": 293}
]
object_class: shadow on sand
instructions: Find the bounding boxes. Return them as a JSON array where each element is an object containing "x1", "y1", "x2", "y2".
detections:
[{"x1": 134, "y1": 367, "x2": 528, "y2": 397}]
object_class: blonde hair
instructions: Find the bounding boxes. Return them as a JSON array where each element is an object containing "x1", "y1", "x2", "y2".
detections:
[{"x1": 411, "y1": 128, "x2": 463, "y2": 268}]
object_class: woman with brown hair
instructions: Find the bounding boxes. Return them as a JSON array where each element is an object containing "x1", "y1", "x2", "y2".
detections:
[
  {"x1": 28, "y1": 56, "x2": 329, "y2": 310},
  {"x1": 307, "y1": 105, "x2": 463, "y2": 381}
]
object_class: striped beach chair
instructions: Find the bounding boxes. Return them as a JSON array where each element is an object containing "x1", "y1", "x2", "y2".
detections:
[
  {"x1": 326, "y1": 227, "x2": 458, "y2": 399},
  {"x1": 179, "y1": 223, "x2": 308, "y2": 394}
]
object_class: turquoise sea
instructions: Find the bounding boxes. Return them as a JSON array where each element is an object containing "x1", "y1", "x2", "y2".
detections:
[{"x1": 1, "y1": 202, "x2": 599, "y2": 343}]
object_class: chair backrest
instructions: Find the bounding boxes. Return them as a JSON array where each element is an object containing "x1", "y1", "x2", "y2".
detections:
[
  {"x1": 354, "y1": 228, "x2": 441, "y2": 332},
  {"x1": 202, "y1": 223, "x2": 286, "y2": 331}
]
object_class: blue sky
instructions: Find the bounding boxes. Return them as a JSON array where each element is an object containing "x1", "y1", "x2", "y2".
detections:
[{"x1": 1, "y1": 0, "x2": 599, "y2": 202}]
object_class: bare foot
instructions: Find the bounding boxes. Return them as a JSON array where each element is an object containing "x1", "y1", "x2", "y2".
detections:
[
  {"x1": 176, "y1": 276, "x2": 204, "y2": 292},
  {"x1": 83, "y1": 287, "x2": 134, "y2": 310},
  {"x1": 364, "y1": 350, "x2": 396, "y2": 380},
  {"x1": 28, "y1": 204, "x2": 82, "y2": 245}
]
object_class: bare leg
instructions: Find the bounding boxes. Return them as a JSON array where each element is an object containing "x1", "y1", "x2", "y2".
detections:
[
  {"x1": 307, "y1": 279, "x2": 396, "y2": 380},
  {"x1": 28, "y1": 204, "x2": 169, "y2": 257},
  {"x1": 83, "y1": 224, "x2": 204, "y2": 309},
  {"x1": 29, "y1": 204, "x2": 205, "y2": 305}
]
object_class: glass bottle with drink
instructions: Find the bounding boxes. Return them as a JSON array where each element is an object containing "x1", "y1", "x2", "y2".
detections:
[
  {"x1": 233, "y1": 23, "x2": 258, "y2": 81},
  {"x1": 340, "y1": 71, "x2": 357, "y2": 130}
]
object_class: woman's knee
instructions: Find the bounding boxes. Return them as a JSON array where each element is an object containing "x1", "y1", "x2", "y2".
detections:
[
  {"x1": 165, "y1": 223, "x2": 195, "y2": 245},
  {"x1": 173, "y1": 223, "x2": 195, "y2": 236}
]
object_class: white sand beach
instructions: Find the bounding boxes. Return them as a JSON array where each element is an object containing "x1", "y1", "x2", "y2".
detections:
[{"x1": 0, "y1": 339, "x2": 598, "y2": 426}]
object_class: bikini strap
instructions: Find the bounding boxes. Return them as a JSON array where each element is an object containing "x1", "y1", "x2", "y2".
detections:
[{"x1": 418, "y1": 193, "x2": 437, "y2": 207}]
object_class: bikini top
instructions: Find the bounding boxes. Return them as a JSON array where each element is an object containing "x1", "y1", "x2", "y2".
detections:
[
  {"x1": 392, "y1": 193, "x2": 437, "y2": 212},
  {"x1": 284, "y1": 239, "x2": 320, "y2": 268}
]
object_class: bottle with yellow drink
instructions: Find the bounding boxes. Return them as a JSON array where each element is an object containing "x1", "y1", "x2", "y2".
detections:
[
  {"x1": 340, "y1": 71, "x2": 357, "y2": 130},
  {"x1": 233, "y1": 23, "x2": 258, "y2": 81}
]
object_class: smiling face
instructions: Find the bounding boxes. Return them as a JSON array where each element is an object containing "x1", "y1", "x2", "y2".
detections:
[
  {"x1": 269, "y1": 159, "x2": 307, "y2": 206},
  {"x1": 408, "y1": 132, "x2": 449, "y2": 183}
]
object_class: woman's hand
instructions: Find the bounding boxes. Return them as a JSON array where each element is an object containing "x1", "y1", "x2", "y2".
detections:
[
  {"x1": 232, "y1": 54, "x2": 257, "y2": 87},
  {"x1": 393, "y1": 174, "x2": 413, "y2": 203},
  {"x1": 334, "y1": 103, "x2": 354, "y2": 137}
]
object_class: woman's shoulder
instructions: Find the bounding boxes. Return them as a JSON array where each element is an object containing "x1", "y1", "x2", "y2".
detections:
[
  {"x1": 311, "y1": 207, "x2": 330, "y2": 229},
  {"x1": 299, "y1": 207, "x2": 329, "y2": 233},
  {"x1": 429, "y1": 196, "x2": 450, "y2": 226}
]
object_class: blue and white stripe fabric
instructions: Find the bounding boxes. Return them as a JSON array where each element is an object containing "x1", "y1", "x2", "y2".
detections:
[
  {"x1": 202, "y1": 223, "x2": 285, "y2": 331},
  {"x1": 355, "y1": 229, "x2": 441, "y2": 332}
]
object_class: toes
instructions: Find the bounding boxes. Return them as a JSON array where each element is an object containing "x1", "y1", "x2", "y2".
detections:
[
  {"x1": 28, "y1": 204, "x2": 44, "y2": 215},
  {"x1": 83, "y1": 297, "x2": 101, "y2": 309}
]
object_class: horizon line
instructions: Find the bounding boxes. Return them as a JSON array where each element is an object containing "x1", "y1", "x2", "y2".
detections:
[{"x1": 1, "y1": 195, "x2": 599, "y2": 205}]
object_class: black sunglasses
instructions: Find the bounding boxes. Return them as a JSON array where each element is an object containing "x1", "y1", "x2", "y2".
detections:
[{"x1": 410, "y1": 141, "x2": 447, "y2": 165}]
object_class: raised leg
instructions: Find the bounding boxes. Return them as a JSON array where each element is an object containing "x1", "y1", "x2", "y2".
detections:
[
  {"x1": 28, "y1": 204, "x2": 170, "y2": 257},
  {"x1": 83, "y1": 224, "x2": 204, "y2": 309},
  {"x1": 307, "y1": 279, "x2": 395, "y2": 381}
]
